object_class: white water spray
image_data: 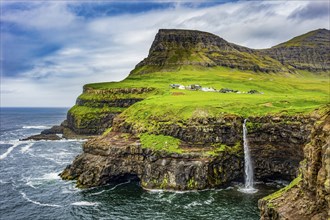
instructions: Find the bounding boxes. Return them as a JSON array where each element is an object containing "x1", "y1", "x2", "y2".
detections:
[{"x1": 239, "y1": 119, "x2": 258, "y2": 193}]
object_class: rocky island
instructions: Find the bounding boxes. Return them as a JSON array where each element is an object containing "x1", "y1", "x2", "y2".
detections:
[{"x1": 28, "y1": 29, "x2": 329, "y2": 219}]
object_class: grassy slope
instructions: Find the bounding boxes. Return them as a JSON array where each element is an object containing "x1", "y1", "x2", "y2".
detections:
[
  {"x1": 273, "y1": 29, "x2": 326, "y2": 48},
  {"x1": 85, "y1": 66, "x2": 329, "y2": 120}
]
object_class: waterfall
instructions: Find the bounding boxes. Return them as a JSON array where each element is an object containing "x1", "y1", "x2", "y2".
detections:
[{"x1": 239, "y1": 119, "x2": 258, "y2": 193}]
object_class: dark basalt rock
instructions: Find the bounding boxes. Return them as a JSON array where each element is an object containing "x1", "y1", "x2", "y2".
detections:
[
  {"x1": 61, "y1": 114, "x2": 316, "y2": 190},
  {"x1": 261, "y1": 29, "x2": 330, "y2": 72},
  {"x1": 61, "y1": 132, "x2": 243, "y2": 190},
  {"x1": 258, "y1": 107, "x2": 330, "y2": 220},
  {"x1": 21, "y1": 134, "x2": 61, "y2": 141},
  {"x1": 66, "y1": 111, "x2": 118, "y2": 135},
  {"x1": 41, "y1": 125, "x2": 64, "y2": 135}
]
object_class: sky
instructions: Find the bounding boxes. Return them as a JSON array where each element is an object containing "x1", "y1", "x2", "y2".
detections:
[{"x1": 1, "y1": 0, "x2": 329, "y2": 107}]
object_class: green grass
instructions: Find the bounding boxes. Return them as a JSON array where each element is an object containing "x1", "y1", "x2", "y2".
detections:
[
  {"x1": 76, "y1": 66, "x2": 328, "y2": 131},
  {"x1": 274, "y1": 29, "x2": 327, "y2": 48},
  {"x1": 69, "y1": 105, "x2": 125, "y2": 116},
  {"x1": 139, "y1": 133, "x2": 182, "y2": 153},
  {"x1": 68, "y1": 105, "x2": 124, "y2": 129},
  {"x1": 206, "y1": 142, "x2": 242, "y2": 156},
  {"x1": 262, "y1": 174, "x2": 302, "y2": 208}
]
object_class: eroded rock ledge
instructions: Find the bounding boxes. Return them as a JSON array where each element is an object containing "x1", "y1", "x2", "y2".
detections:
[
  {"x1": 61, "y1": 114, "x2": 315, "y2": 190},
  {"x1": 259, "y1": 108, "x2": 330, "y2": 220},
  {"x1": 60, "y1": 132, "x2": 243, "y2": 190}
]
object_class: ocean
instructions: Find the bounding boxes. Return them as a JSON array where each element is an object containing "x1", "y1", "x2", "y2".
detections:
[{"x1": 0, "y1": 107, "x2": 280, "y2": 220}]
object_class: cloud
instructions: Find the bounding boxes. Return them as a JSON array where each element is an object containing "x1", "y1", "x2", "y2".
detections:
[
  {"x1": 289, "y1": 1, "x2": 329, "y2": 20},
  {"x1": 1, "y1": 0, "x2": 329, "y2": 107}
]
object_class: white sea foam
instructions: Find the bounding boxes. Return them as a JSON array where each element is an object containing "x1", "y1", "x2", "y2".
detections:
[
  {"x1": 204, "y1": 196, "x2": 215, "y2": 205},
  {"x1": 184, "y1": 201, "x2": 203, "y2": 208},
  {"x1": 20, "y1": 192, "x2": 61, "y2": 207},
  {"x1": 20, "y1": 143, "x2": 34, "y2": 153},
  {"x1": 71, "y1": 201, "x2": 99, "y2": 206},
  {"x1": 26, "y1": 181, "x2": 37, "y2": 189},
  {"x1": 22, "y1": 126, "x2": 51, "y2": 129},
  {"x1": 90, "y1": 180, "x2": 131, "y2": 196},
  {"x1": 145, "y1": 188, "x2": 199, "y2": 194},
  {"x1": 237, "y1": 187, "x2": 258, "y2": 194},
  {"x1": 0, "y1": 141, "x2": 21, "y2": 160},
  {"x1": 42, "y1": 172, "x2": 61, "y2": 180},
  {"x1": 26, "y1": 172, "x2": 61, "y2": 186},
  {"x1": 0, "y1": 179, "x2": 9, "y2": 184},
  {"x1": 61, "y1": 185, "x2": 80, "y2": 194}
]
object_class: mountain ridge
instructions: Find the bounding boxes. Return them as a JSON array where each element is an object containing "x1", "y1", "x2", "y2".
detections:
[
  {"x1": 132, "y1": 28, "x2": 330, "y2": 74},
  {"x1": 261, "y1": 28, "x2": 330, "y2": 71}
]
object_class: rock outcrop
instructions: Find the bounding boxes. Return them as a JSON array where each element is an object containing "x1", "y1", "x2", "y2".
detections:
[
  {"x1": 261, "y1": 29, "x2": 330, "y2": 72},
  {"x1": 20, "y1": 133, "x2": 61, "y2": 141},
  {"x1": 247, "y1": 115, "x2": 314, "y2": 181},
  {"x1": 65, "y1": 87, "x2": 156, "y2": 135},
  {"x1": 61, "y1": 132, "x2": 243, "y2": 190},
  {"x1": 259, "y1": 107, "x2": 330, "y2": 220},
  {"x1": 61, "y1": 114, "x2": 315, "y2": 190}
]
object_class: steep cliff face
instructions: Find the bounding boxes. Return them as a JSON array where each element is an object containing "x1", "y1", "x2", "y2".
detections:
[
  {"x1": 247, "y1": 116, "x2": 314, "y2": 181},
  {"x1": 61, "y1": 132, "x2": 243, "y2": 190},
  {"x1": 259, "y1": 107, "x2": 330, "y2": 220},
  {"x1": 64, "y1": 87, "x2": 156, "y2": 135},
  {"x1": 261, "y1": 29, "x2": 330, "y2": 72},
  {"x1": 61, "y1": 114, "x2": 315, "y2": 190}
]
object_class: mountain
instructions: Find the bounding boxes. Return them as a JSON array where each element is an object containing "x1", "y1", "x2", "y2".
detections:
[
  {"x1": 261, "y1": 29, "x2": 330, "y2": 72},
  {"x1": 132, "y1": 29, "x2": 287, "y2": 74},
  {"x1": 132, "y1": 28, "x2": 330, "y2": 74}
]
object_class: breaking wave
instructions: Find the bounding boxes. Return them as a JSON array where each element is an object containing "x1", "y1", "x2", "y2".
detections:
[
  {"x1": 22, "y1": 126, "x2": 51, "y2": 129},
  {"x1": 0, "y1": 141, "x2": 21, "y2": 160},
  {"x1": 20, "y1": 192, "x2": 61, "y2": 207}
]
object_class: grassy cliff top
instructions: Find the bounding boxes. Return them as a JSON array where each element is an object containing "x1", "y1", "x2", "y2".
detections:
[{"x1": 83, "y1": 66, "x2": 329, "y2": 118}]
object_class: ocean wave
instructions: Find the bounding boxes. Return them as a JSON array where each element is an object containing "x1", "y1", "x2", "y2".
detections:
[
  {"x1": 22, "y1": 126, "x2": 51, "y2": 129},
  {"x1": 0, "y1": 179, "x2": 9, "y2": 184},
  {"x1": 26, "y1": 181, "x2": 37, "y2": 189},
  {"x1": 23, "y1": 172, "x2": 61, "y2": 188},
  {"x1": 184, "y1": 201, "x2": 203, "y2": 209},
  {"x1": 61, "y1": 184, "x2": 81, "y2": 194},
  {"x1": 20, "y1": 143, "x2": 34, "y2": 153},
  {"x1": 0, "y1": 141, "x2": 21, "y2": 160},
  {"x1": 41, "y1": 172, "x2": 61, "y2": 180},
  {"x1": 204, "y1": 196, "x2": 215, "y2": 205},
  {"x1": 90, "y1": 180, "x2": 131, "y2": 196},
  {"x1": 20, "y1": 192, "x2": 62, "y2": 207},
  {"x1": 71, "y1": 201, "x2": 99, "y2": 206},
  {"x1": 145, "y1": 188, "x2": 200, "y2": 194}
]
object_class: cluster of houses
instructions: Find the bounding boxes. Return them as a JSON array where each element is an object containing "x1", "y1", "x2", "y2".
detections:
[{"x1": 169, "y1": 84, "x2": 263, "y2": 94}]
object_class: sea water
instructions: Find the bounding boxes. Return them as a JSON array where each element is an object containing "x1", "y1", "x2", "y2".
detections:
[{"x1": 0, "y1": 108, "x2": 279, "y2": 220}]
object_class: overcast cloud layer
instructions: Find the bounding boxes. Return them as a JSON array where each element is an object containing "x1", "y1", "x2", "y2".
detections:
[{"x1": 1, "y1": 0, "x2": 329, "y2": 107}]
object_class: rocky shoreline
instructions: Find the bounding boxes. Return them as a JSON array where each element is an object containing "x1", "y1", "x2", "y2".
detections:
[
  {"x1": 56, "y1": 112, "x2": 316, "y2": 191},
  {"x1": 24, "y1": 105, "x2": 328, "y2": 219},
  {"x1": 258, "y1": 108, "x2": 330, "y2": 220}
]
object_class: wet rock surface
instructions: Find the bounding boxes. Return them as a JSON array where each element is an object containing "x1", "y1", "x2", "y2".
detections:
[
  {"x1": 21, "y1": 134, "x2": 61, "y2": 141},
  {"x1": 259, "y1": 107, "x2": 330, "y2": 220},
  {"x1": 61, "y1": 132, "x2": 243, "y2": 190},
  {"x1": 61, "y1": 114, "x2": 316, "y2": 191}
]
